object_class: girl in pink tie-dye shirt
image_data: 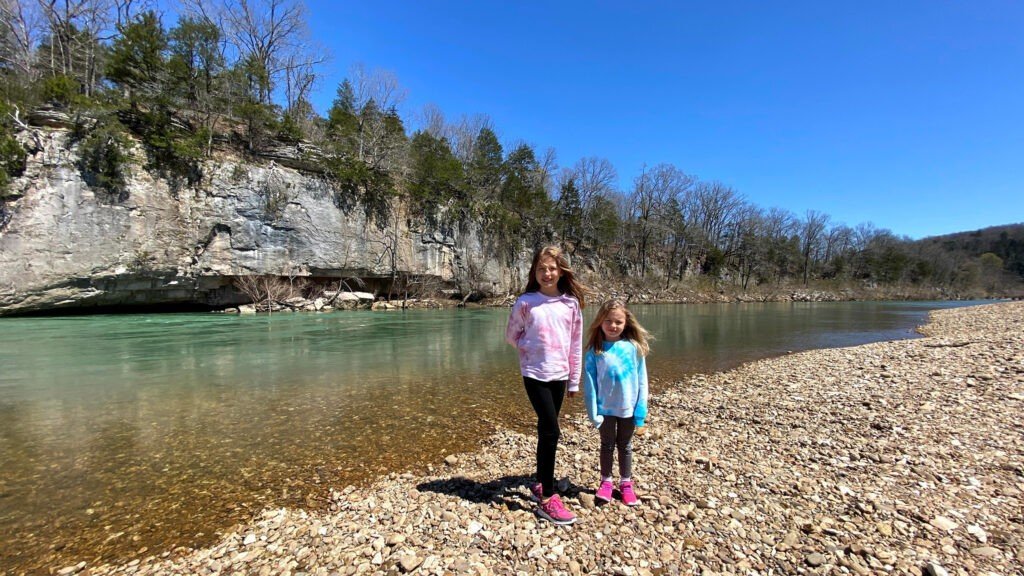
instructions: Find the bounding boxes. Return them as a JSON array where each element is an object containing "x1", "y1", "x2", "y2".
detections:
[{"x1": 506, "y1": 245, "x2": 588, "y2": 525}]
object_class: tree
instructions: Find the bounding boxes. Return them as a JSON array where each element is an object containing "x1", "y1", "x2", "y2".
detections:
[
  {"x1": 761, "y1": 207, "x2": 798, "y2": 284},
  {"x1": 0, "y1": 0, "x2": 44, "y2": 92},
  {"x1": 487, "y1": 143, "x2": 550, "y2": 261},
  {"x1": 821, "y1": 224, "x2": 855, "y2": 279},
  {"x1": 799, "y1": 210, "x2": 829, "y2": 285},
  {"x1": 359, "y1": 100, "x2": 407, "y2": 173},
  {"x1": 692, "y1": 181, "x2": 743, "y2": 251},
  {"x1": 326, "y1": 78, "x2": 358, "y2": 151},
  {"x1": 167, "y1": 15, "x2": 226, "y2": 154},
  {"x1": 466, "y1": 126, "x2": 502, "y2": 205},
  {"x1": 106, "y1": 10, "x2": 166, "y2": 102},
  {"x1": 0, "y1": 122, "x2": 27, "y2": 191},
  {"x1": 37, "y1": 0, "x2": 111, "y2": 97},
  {"x1": 567, "y1": 156, "x2": 618, "y2": 252},
  {"x1": 556, "y1": 176, "x2": 582, "y2": 248},
  {"x1": 861, "y1": 230, "x2": 909, "y2": 284},
  {"x1": 407, "y1": 130, "x2": 465, "y2": 227},
  {"x1": 978, "y1": 252, "x2": 1004, "y2": 293},
  {"x1": 326, "y1": 66, "x2": 408, "y2": 171},
  {"x1": 216, "y1": 0, "x2": 307, "y2": 105},
  {"x1": 180, "y1": 0, "x2": 325, "y2": 144},
  {"x1": 730, "y1": 205, "x2": 766, "y2": 289},
  {"x1": 627, "y1": 163, "x2": 694, "y2": 277}
]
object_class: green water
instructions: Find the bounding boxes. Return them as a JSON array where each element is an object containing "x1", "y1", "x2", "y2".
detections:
[{"x1": 0, "y1": 300, "x2": 982, "y2": 572}]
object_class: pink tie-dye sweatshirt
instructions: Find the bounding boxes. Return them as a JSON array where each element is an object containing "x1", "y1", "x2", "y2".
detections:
[{"x1": 505, "y1": 291, "x2": 584, "y2": 391}]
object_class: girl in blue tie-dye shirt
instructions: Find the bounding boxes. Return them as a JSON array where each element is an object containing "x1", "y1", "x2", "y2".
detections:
[{"x1": 582, "y1": 299, "x2": 651, "y2": 506}]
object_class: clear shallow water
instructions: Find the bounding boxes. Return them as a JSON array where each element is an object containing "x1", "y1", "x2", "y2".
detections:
[{"x1": 0, "y1": 300, "x2": 984, "y2": 572}]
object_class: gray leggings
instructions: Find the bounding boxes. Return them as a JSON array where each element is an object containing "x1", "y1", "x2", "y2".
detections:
[{"x1": 599, "y1": 416, "x2": 635, "y2": 480}]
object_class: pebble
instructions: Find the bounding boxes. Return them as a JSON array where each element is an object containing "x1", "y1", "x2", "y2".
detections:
[{"x1": 805, "y1": 553, "x2": 826, "y2": 567}]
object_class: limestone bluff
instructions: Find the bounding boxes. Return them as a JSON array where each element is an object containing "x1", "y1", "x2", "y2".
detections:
[{"x1": 0, "y1": 121, "x2": 519, "y2": 316}]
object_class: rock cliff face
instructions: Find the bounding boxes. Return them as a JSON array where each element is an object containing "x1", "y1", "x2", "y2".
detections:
[{"x1": 0, "y1": 127, "x2": 518, "y2": 315}]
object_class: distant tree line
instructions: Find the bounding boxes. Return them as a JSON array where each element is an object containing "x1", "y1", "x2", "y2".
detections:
[{"x1": 1, "y1": 0, "x2": 1019, "y2": 296}]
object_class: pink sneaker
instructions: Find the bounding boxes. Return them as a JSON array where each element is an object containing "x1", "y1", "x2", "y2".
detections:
[
  {"x1": 536, "y1": 494, "x2": 577, "y2": 525},
  {"x1": 595, "y1": 480, "x2": 614, "y2": 503},
  {"x1": 529, "y1": 482, "x2": 544, "y2": 502},
  {"x1": 620, "y1": 481, "x2": 639, "y2": 506}
]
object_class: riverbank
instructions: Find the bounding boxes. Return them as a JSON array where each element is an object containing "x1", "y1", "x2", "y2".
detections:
[
  {"x1": 61, "y1": 302, "x2": 1022, "y2": 576},
  {"x1": 219, "y1": 279, "x2": 997, "y2": 315}
]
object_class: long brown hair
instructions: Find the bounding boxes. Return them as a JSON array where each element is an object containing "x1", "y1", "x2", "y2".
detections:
[
  {"x1": 585, "y1": 299, "x2": 651, "y2": 356},
  {"x1": 523, "y1": 245, "x2": 588, "y2": 308}
]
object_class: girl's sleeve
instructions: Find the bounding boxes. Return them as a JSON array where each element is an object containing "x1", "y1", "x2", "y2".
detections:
[
  {"x1": 505, "y1": 299, "x2": 525, "y2": 347},
  {"x1": 633, "y1": 347, "x2": 649, "y2": 427},
  {"x1": 567, "y1": 301, "x2": 583, "y2": 391},
  {"x1": 583, "y1": 350, "x2": 603, "y2": 428}
]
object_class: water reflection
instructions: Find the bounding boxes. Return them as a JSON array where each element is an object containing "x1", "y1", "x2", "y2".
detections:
[{"x1": 0, "y1": 301, "x2": 980, "y2": 572}]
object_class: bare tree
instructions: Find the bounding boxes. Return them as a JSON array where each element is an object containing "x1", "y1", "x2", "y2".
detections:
[
  {"x1": 348, "y1": 62, "x2": 405, "y2": 112},
  {"x1": 418, "y1": 102, "x2": 446, "y2": 139},
  {"x1": 822, "y1": 223, "x2": 854, "y2": 276},
  {"x1": 762, "y1": 207, "x2": 798, "y2": 284},
  {"x1": 234, "y1": 274, "x2": 302, "y2": 312},
  {"x1": 731, "y1": 205, "x2": 766, "y2": 289},
  {"x1": 627, "y1": 163, "x2": 695, "y2": 277},
  {"x1": 37, "y1": 0, "x2": 114, "y2": 95},
  {"x1": 0, "y1": 0, "x2": 44, "y2": 81},
  {"x1": 111, "y1": 0, "x2": 153, "y2": 28},
  {"x1": 345, "y1": 63, "x2": 407, "y2": 170},
  {"x1": 571, "y1": 157, "x2": 617, "y2": 206},
  {"x1": 536, "y1": 146, "x2": 558, "y2": 198},
  {"x1": 282, "y1": 51, "x2": 315, "y2": 111},
  {"x1": 448, "y1": 113, "x2": 492, "y2": 166},
  {"x1": 692, "y1": 181, "x2": 744, "y2": 250},
  {"x1": 184, "y1": 0, "x2": 324, "y2": 108},
  {"x1": 799, "y1": 209, "x2": 830, "y2": 285}
]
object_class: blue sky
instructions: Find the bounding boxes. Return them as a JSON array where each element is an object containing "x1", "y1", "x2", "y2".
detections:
[{"x1": 302, "y1": 0, "x2": 1023, "y2": 239}]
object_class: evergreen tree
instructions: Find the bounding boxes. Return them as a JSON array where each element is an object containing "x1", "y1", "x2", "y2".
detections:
[
  {"x1": 499, "y1": 143, "x2": 552, "y2": 250},
  {"x1": 467, "y1": 127, "x2": 502, "y2": 205},
  {"x1": 407, "y1": 131, "x2": 465, "y2": 227},
  {"x1": 557, "y1": 177, "x2": 582, "y2": 248},
  {"x1": 168, "y1": 16, "x2": 225, "y2": 107},
  {"x1": 0, "y1": 110, "x2": 27, "y2": 193},
  {"x1": 326, "y1": 79, "x2": 359, "y2": 156},
  {"x1": 106, "y1": 11, "x2": 168, "y2": 104}
]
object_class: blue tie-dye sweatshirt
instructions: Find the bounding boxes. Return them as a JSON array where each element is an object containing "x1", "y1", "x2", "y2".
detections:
[{"x1": 583, "y1": 340, "x2": 649, "y2": 428}]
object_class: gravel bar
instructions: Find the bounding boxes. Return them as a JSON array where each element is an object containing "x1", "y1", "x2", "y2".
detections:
[{"x1": 65, "y1": 301, "x2": 1023, "y2": 576}]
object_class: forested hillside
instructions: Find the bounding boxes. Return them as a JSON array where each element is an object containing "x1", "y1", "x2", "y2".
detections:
[
  {"x1": 912, "y1": 225, "x2": 1024, "y2": 289},
  {"x1": 1, "y1": 0, "x2": 1019, "y2": 301}
]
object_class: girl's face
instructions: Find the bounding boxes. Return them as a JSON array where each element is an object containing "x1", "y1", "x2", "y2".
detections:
[
  {"x1": 601, "y1": 309, "x2": 627, "y2": 342},
  {"x1": 535, "y1": 256, "x2": 562, "y2": 295}
]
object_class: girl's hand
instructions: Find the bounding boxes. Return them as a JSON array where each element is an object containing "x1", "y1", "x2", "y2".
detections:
[{"x1": 634, "y1": 425, "x2": 647, "y2": 436}]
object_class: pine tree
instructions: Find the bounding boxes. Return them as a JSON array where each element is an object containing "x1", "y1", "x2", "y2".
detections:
[{"x1": 106, "y1": 11, "x2": 168, "y2": 104}]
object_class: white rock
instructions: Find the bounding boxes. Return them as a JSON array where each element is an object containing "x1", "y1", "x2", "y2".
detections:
[{"x1": 967, "y1": 524, "x2": 987, "y2": 543}]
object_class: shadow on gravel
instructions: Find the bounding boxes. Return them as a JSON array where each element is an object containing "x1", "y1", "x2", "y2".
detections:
[{"x1": 417, "y1": 475, "x2": 591, "y2": 512}]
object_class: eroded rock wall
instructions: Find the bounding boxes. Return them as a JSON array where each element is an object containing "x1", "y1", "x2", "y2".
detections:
[{"x1": 0, "y1": 128, "x2": 515, "y2": 315}]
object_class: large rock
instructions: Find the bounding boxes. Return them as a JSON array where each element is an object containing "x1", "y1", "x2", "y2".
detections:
[{"x1": 0, "y1": 128, "x2": 518, "y2": 315}]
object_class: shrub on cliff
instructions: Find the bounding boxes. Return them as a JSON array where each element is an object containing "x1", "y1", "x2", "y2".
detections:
[
  {"x1": 73, "y1": 117, "x2": 131, "y2": 202},
  {"x1": 0, "y1": 103, "x2": 27, "y2": 194},
  {"x1": 0, "y1": 133, "x2": 26, "y2": 193}
]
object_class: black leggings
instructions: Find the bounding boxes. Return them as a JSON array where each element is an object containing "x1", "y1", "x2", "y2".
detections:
[{"x1": 523, "y1": 376, "x2": 566, "y2": 498}]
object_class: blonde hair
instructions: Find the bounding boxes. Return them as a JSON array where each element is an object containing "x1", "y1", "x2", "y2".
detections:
[
  {"x1": 523, "y1": 245, "x2": 588, "y2": 308},
  {"x1": 585, "y1": 299, "x2": 651, "y2": 356}
]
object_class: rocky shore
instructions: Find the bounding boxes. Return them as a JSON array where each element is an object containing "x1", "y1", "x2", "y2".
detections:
[{"x1": 63, "y1": 302, "x2": 1022, "y2": 576}]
